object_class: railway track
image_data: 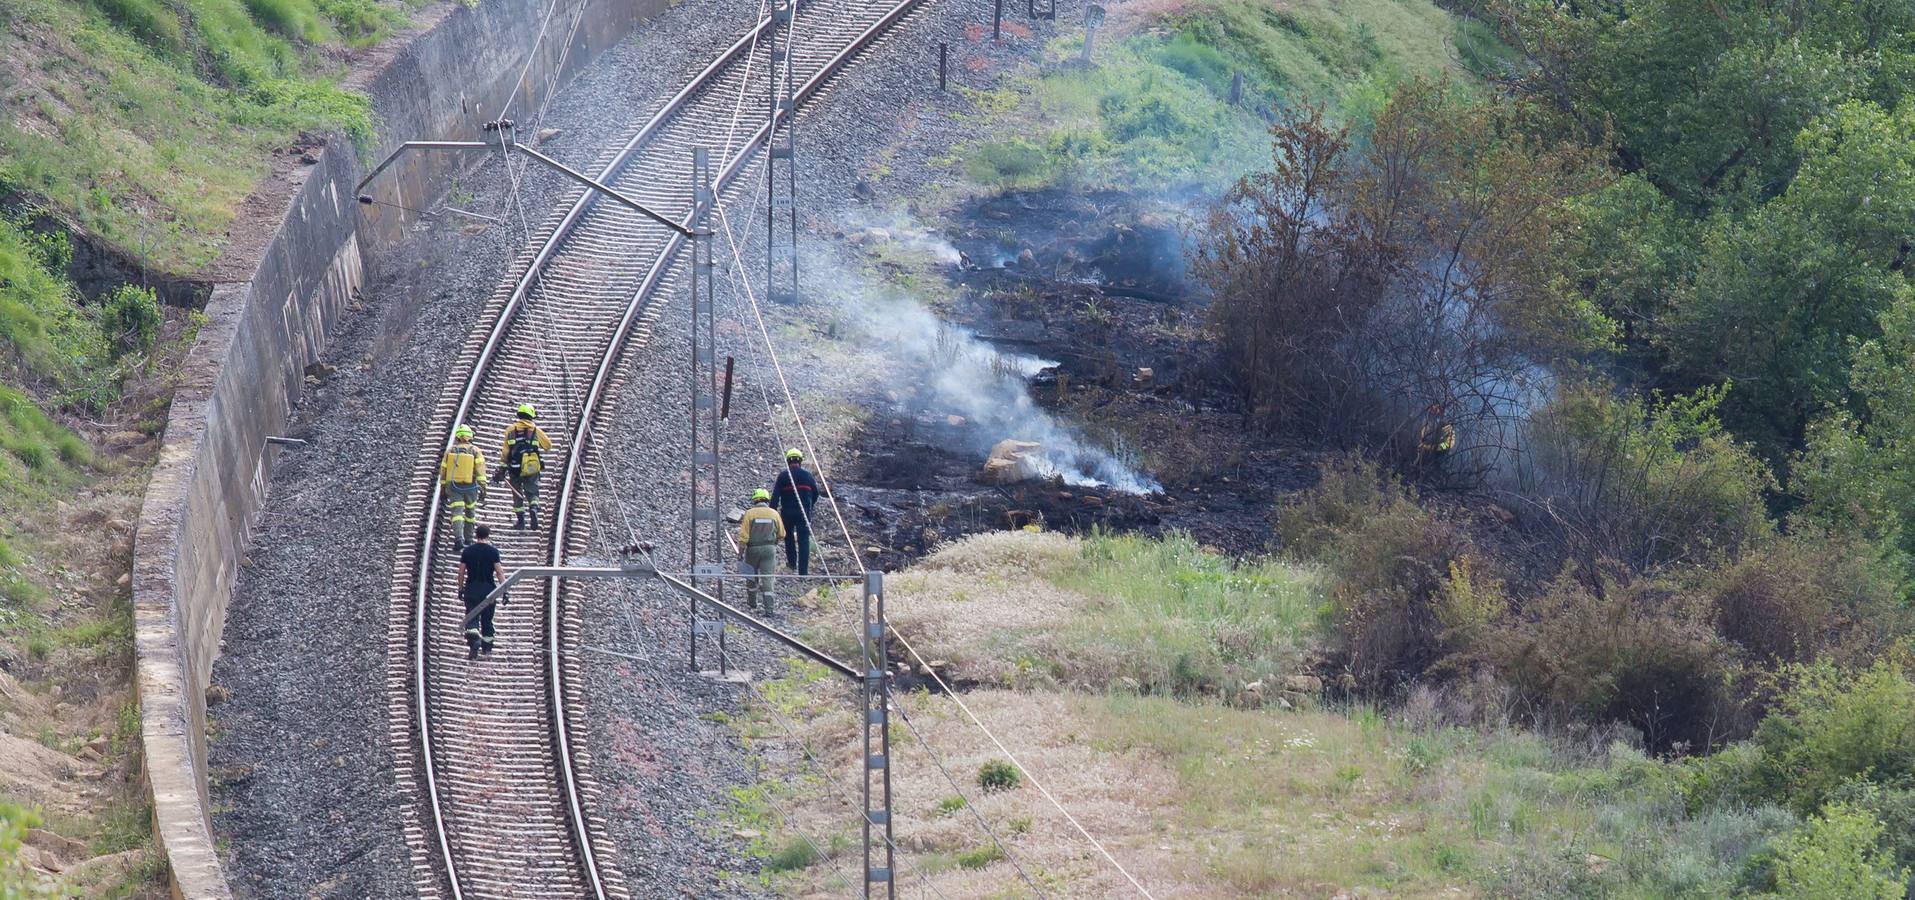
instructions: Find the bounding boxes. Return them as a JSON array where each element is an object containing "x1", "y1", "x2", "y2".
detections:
[{"x1": 382, "y1": 2, "x2": 925, "y2": 896}]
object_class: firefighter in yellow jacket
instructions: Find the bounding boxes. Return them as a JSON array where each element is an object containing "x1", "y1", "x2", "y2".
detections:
[
  {"x1": 738, "y1": 488, "x2": 786, "y2": 615},
  {"x1": 500, "y1": 403, "x2": 554, "y2": 530},
  {"x1": 439, "y1": 424, "x2": 488, "y2": 549}
]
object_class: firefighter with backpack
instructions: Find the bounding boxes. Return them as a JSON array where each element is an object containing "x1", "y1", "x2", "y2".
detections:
[
  {"x1": 738, "y1": 488, "x2": 786, "y2": 615},
  {"x1": 500, "y1": 403, "x2": 554, "y2": 530},
  {"x1": 438, "y1": 424, "x2": 488, "y2": 550}
]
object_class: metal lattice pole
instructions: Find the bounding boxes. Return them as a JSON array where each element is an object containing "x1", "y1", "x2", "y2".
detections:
[
  {"x1": 689, "y1": 146, "x2": 727, "y2": 673},
  {"x1": 861, "y1": 571, "x2": 896, "y2": 898},
  {"x1": 767, "y1": 0, "x2": 800, "y2": 305}
]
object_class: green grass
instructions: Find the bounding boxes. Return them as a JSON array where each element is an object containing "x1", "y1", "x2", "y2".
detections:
[
  {"x1": 0, "y1": 0, "x2": 401, "y2": 271},
  {"x1": 951, "y1": 0, "x2": 1489, "y2": 191},
  {"x1": 1093, "y1": 694, "x2": 1796, "y2": 895},
  {"x1": 1047, "y1": 531, "x2": 1327, "y2": 698}
]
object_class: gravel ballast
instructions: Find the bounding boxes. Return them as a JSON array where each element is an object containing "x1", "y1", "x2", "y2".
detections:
[{"x1": 208, "y1": 0, "x2": 1071, "y2": 894}]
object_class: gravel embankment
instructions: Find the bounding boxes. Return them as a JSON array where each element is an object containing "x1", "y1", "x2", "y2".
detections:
[{"x1": 209, "y1": 0, "x2": 1072, "y2": 894}]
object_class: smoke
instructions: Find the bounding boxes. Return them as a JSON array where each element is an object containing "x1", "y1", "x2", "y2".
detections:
[{"x1": 827, "y1": 212, "x2": 1162, "y2": 495}]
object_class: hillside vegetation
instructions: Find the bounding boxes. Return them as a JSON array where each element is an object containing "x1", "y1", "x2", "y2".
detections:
[
  {"x1": 735, "y1": 532, "x2": 1915, "y2": 896},
  {"x1": 949, "y1": 0, "x2": 1501, "y2": 191},
  {"x1": 0, "y1": 0, "x2": 412, "y2": 271}
]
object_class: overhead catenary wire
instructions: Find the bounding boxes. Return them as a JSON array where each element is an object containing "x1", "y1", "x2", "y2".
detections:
[
  {"x1": 891, "y1": 629, "x2": 1157, "y2": 899},
  {"x1": 698, "y1": 97, "x2": 1159, "y2": 900},
  {"x1": 890, "y1": 693, "x2": 1049, "y2": 898},
  {"x1": 709, "y1": 638, "x2": 950, "y2": 900}
]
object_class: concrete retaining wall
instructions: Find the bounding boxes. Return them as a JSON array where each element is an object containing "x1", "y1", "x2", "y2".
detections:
[{"x1": 132, "y1": 0, "x2": 663, "y2": 895}]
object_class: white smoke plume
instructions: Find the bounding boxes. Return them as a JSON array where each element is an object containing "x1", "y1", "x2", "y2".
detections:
[{"x1": 829, "y1": 211, "x2": 1161, "y2": 494}]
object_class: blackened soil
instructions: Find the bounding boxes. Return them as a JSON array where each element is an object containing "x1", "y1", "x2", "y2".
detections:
[{"x1": 838, "y1": 190, "x2": 1324, "y2": 561}]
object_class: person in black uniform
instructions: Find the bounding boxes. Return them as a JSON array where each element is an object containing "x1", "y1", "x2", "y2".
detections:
[
  {"x1": 771, "y1": 448, "x2": 819, "y2": 575},
  {"x1": 458, "y1": 525, "x2": 504, "y2": 660}
]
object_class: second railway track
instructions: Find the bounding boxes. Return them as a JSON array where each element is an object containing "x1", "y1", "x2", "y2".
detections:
[{"x1": 381, "y1": 2, "x2": 926, "y2": 896}]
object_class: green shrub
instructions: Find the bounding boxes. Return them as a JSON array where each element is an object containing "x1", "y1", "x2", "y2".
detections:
[
  {"x1": 977, "y1": 760, "x2": 1021, "y2": 793},
  {"x1": 763, "y1": 837, "x2": 822, "y2": 873},
  {"x1": 963, "y1": 139, "x2": 1051, "y2": 188},
  {"x1": 1516, "y1": 384, "x2": 1775, "y2": 574},
  {"x1": 1686, "y1": 532, "x2": 1905, "y2": 668},
  {"x1": 1766, "y1": 803, "x2": 1907, "y2": 899},
  {"x1": 955, "y1": 844, "x2": 1005, "y2": 870},
  {"x1": 0, "y1": 802, "x2": 49, "y2": 896},
  {"x1": 1490, "y1": 570, "x2": 1744, "y2": 754},
  {"x1": 1827, "y1": 782, "x2": 1915, "y2": 896},
  {"x1": 1753, "y1": 660, "x2": 1915, "y2": 816},
  {"x1": 935, "y1": 795, "x2": 966, "y2": 816},
  {"x1": 102, "y1": 284, "x2": 161, "y2": 357},
  {"x1": 1279, "y1": 455, "x2": 1479, "y2": 692}
]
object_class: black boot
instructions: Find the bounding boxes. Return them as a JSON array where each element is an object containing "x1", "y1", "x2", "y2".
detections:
[
  {"x1": 514, "y1": 512, "x2": 525, "y2": 529},
  {"x1": 529, "y1": 507, "x2": 541, "y2": 530}
]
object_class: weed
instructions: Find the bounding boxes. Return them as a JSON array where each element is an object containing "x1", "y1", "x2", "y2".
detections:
[
  {"x1": 956, "y1": 844, "x2": 1006, "y2": 870},
  {"x1": 977, "y1": 759, "x2": 1022, "y2": 793},
  {"x1": 935, "y1": 795, "x2": 967, "y2": 816}
]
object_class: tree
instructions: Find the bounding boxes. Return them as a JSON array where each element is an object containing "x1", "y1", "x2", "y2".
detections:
[
  {"x1": 1193, "y1": 81, "x2": 1604, "y2": 467},
  {"x1": 1659, "y1": 100, "x2": 1915, "y2": 464},
  {"x1": 1767, "y1": 802, "x2": 1908, "y2": 900}
]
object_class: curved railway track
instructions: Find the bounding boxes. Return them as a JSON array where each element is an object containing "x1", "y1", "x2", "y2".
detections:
[{"x1": 382, "y1": 2, "x2": 924, "y2": 896}]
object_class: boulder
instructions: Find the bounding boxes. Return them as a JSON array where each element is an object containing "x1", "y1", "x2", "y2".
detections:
[
  {"x1": 979, "y1": 439, "x2": 1044, "y2": 485},
  {"x1": 1284, "y1": 674, "x2": 1324, "y2": 694}
]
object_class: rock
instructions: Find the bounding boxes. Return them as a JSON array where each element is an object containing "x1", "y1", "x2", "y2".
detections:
[
  {"x1": 85, "y1": 735, "x2": 108, "y2": 754},
  {"x1": 104, "y1": 430, "x2": 146, "y2": 450},
  {"x1": 206, "y1": 684, "x2": 231, "y2": 706},
  {"x1": 1277, "y1": 696, "x2": 1293, "y2": 710},
  {"x1": 1284, "y1": 674, "x2": 1324, "y2": 694},
  {"x1": 24, "y1": 829, "x2": 85, "y2": 858},
  {"x1": 1337, "y1": 672, "x2": 1358, "y2": 691},
  {"x1": 536, "y1": 127, "x2": 563, "y2": 145},
  {"x1": 852, "y1": 178, "x2": 875, "y2": 201},
  {"x1": 1133, "y1": 367, "x2": 1154, "y2": 386},
  {"x1": 1017, "y1": 247, "x2": 1036, "y2": 268},
  {"x1": 733, "y1": 828, "x2": 761, "y2": 840},
  {"x1": 979, "y1": 439, "x2": 1044, "y2": 485},
  {"x1": 724, "y1": 508, "x2": 744, "y2": 524},
  {"x1": 864, "y1": 546, "x2": 882, "y2": 556},
  {"x1": 945, "y1": 414, "x2": 966, "y2": 427},
  {"x1": 115, "y1": 572, "x2": 129, "y2": 586},
  {"x1": 79, "y1": 746, "x2": 102, "y2": 762},
  {"x1": 849, "y1": 226, "x2": 890, "y2": 246},
  {"x1": 1115, "y1": 676, "x2": 1141, "y2": 693}
]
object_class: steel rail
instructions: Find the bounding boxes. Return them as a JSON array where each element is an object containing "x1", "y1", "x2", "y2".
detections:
[{"x1": 397, "y1": 1, "x2": 927, "y2": 898}]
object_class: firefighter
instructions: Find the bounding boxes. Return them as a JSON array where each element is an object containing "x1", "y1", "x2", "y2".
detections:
[
  {"x1": 738, "y1": 488, "x2": 786, "y2": 615},
  {"x1": 1417, "y1": 403, "x2": 1456, "y2": 468},
  {"x1": 458, "y1": 525, "x2": 504, "y2": 660},
  {"x1": 500, "y1": 403, "x2": 553, "y2": 530},
  {"x1": 771, "y1": 448, "x2": 818, "y2": 575},
  {"x1": 439, "y1": 424, "x2": 487, "y2": 549}
]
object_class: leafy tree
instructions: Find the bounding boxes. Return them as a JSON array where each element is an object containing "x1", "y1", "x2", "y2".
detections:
[
  {"x1": 1487, "y1": 0, "x2": 1915, "y2": 211},
  {"x1": 1659, "y1": 101, "x2": 1915, "y2": 463},
  {"x1": 1794, "y1": 293, "x2": 1915, "y2": 570}
]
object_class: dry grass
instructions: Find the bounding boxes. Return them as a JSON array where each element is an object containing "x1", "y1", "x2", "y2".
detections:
[{"x1": 741, "y1": 533, "x2": 1798, "y2": 897}]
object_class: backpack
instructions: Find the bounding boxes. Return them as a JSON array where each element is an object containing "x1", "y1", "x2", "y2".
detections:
[
  {"x1": 508, "y1": 429, "x2": 542, "y2": 477},
  {"x1": 445, "y1": 446, "x2": 482, "y2": 485}
]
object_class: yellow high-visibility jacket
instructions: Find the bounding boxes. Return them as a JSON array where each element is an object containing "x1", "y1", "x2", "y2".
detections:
[
  {"x1": 440, "y1": 442, "x2": 488, "y2": 486},
  {"x1": 501, "y1": 421, "x2": 553, "y2": 460},
  {"x1": 739, "y1": 504, "x2": 786, "y2": 547}
]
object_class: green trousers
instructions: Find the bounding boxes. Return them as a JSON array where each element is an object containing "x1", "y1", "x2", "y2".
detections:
[{"x1": 743, "y1": 544, "x2": 779, "y2": 614}]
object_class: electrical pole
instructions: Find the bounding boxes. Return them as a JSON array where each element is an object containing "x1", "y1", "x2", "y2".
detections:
[
  {"x1": 766, "y1": 0, "x2": 801, "y2": 305},
  {"x1": 860, "y1": 571, "x2": 896, "y2": 898},
  {"x1": 688, "y1": 146, "x2": 729, "y2": 675}
]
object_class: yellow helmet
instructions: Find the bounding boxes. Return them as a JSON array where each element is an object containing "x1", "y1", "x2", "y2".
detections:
[
  {"x1": 751, "y1": 488, "x2": 771, "y2": 502},
  {"x1": 453, "y1": 424, "x2": 474, "y2": 440}
]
